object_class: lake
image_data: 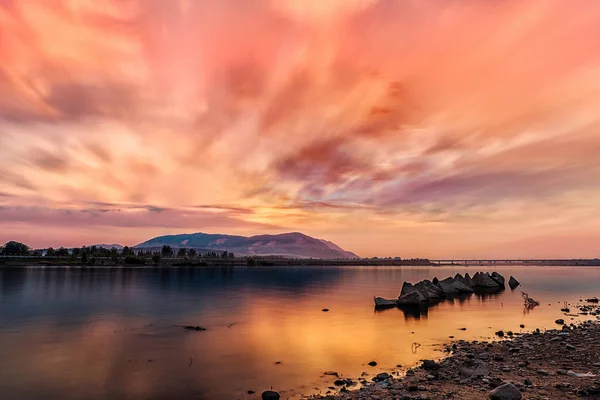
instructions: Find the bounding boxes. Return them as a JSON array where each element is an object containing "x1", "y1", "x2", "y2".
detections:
[{"x1": 0, "y1": 265, "x2": 599, "y2": 399}]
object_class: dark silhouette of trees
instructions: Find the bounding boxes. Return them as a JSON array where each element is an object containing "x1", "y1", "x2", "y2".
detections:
[
  {"x1": 188, "y1": 249, "x2": 197, "y2": 258},
  {"x1": 46, "y1": 247, "x2": 55, "y2": 257},
  {"x1": 161, "y1": 245, "x2": 173, "y2": 257},
  {"x1": 55, "y1": 247, "x2": 69, "y2": 257},
  {"x1": 2, "y1": 241, "x2": 29, "y2": 255},
  {"x1": 177, "y1": 248, "x2": 187, "y2": 257},
  {"x1": 152, "y1": 254, "x2": 161, "y2": 265},
  {"x1": 122, "y1": 246, "x2": 134, "y2": 257}
]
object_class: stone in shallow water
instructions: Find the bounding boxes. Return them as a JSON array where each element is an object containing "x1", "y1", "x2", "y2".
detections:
[{"x1": 262, "y1": 390, "x2": 280, "y2": 400}]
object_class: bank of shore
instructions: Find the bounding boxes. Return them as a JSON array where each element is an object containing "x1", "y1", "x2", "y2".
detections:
[{"x1": 309, "y1": 315, "x2": 600, "y2": 399}]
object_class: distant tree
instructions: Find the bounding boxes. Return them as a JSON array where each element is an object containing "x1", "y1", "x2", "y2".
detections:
[
  {"x1": 122, "y1": 246, "x2": 133, "y2": 257},
  {"x1": 90, "y1": 245, "x2": 98, "y2": 255},
  {"x1": 2, "y1": 241, "x2": 30, "y2": 256},
  {"x1": 32, "y1": 249, "x2": 42, "y2": 257},
  {"x1": 188, "y1": 248, "x2": 197, "y2": 258},
  {"x1": 152, "y1": 254, "x2": 161, "y2": 265},
  {"x1": 71, "y1": 248, "x2": 81, "y2": 257},
  {"x1": 161, "y1": 245, "x2": 173, "y2": 257},
  {"x1": 46, "y1": 247, "x2": 55, "y2": 257},
  {"x1": 228, "y1": 252, "x2": 235, "y2": 259},
  {"x1": 221, "y1": 251, "x2": 228, "y2": 259},
  {"x1": 81, "y1": 252, "x2": 88, "y2": 265},
  {"x1": 177, "y1": 248, "x2": 187, "y2": 257},
  {"x1": 55, "y1": 247, "x2": 69, "y2": 257}
]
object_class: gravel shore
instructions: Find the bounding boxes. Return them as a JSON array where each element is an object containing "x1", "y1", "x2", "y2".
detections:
[{"x1": 308, "y1": 308, "x2": 600, "y2": 400}]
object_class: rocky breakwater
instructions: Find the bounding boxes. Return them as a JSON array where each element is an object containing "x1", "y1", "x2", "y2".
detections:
[{"x1": 375, "y1": 272, "x2": 519, "y2": 309}]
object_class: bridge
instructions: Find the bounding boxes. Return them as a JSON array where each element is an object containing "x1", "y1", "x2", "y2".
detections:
[{"x1": 430, "y1": 259, "x2": 600, "y2": 266}]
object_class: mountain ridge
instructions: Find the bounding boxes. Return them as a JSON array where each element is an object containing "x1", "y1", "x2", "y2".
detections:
[{"x1": 134, "y1": 232, "x2": 359, "y2": 259}]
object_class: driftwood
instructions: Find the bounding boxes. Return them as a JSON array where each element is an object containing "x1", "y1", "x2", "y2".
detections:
[{"x1": 522, "y1": 291, "x2": 540, "y2": 309}]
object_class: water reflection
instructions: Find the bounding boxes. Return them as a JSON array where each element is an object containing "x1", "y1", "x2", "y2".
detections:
[{"x1": 0, "y1": 266, "x2": 598, "y2": 400}]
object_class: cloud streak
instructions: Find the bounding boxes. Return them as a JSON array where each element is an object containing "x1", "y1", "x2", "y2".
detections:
[{"x1": 2, "y1": 0, "x2": 600, "y2": 256}]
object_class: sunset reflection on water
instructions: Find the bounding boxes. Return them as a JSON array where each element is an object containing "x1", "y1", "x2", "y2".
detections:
[{"x1": 0, "y1": 266, "x2": 598, "y2": 399}]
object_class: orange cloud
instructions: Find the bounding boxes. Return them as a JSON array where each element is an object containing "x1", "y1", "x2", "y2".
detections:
[{"x1": 2, "y1": 0, "x2": 600, "y2": 257}]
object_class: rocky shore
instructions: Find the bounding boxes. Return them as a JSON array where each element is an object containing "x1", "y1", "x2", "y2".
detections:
[{"x1": 308, "y1": 316, "x2": 600, "y2": 399}]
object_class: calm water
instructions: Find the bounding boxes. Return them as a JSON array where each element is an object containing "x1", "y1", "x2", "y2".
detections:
[{"x1": 0, "y1": 265, "x2": 599, "y2": 400}]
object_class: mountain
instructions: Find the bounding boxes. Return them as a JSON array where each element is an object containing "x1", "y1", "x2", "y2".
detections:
[
  {"x1": 92, "y1": 244, "x2": 124, "y2": 250},
  {"x1": 134, "y1": 232, "x2": 359, "y2": 259}
]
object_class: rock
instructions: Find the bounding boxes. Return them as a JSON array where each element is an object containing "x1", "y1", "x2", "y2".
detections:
[
  {"x1": 495, "y1": 330, "x2": 505, "y2": 337},
  {"x1": 248, "y1": 390, "x2": 256, "y2": 394},
  {"x1": 398, "y1": 282, "x2": 428, "y2": 305},
  {"x1": 374, "y1": 297, "x2": 397, "y2": 308},
  {"x1": 415, "y1": 280, "x2": 445, "y2": 301},
  {"x1": 586, "y1": 297, "x2": 599, "y2": 303},
  {"x1": 473, "y1": 272, "x2": 501, "y2": 288},
  {"x1": 374, "y1": 372, "x2": 390, "y2": 381},
  {"x1": 450, "y1": 276, "x2": 475, "y2": 293},
  {"x1": 334, "y1": 379, "x2": 346, "y2": 386},
  {"x1": 459, "y1": 359, "x2": 489, "y2": 378},
  {"x1": 262, "y1": 390, "x2": 280, "y2": 400},
  {"x1": 557, "y1": 369, "x2": 567, "y2": 375},
  {"x1": 422, "y1": 360, "x2": 439, "y2": 370},
  {"x1": 555, "y1": 319, "x2": 565, "y2": 325},
  {"x1": 489, "y1": 383, "x2": 522, "y2": 400},
  {"x1": 323, "y1": 371, "x2": 339, "y2": 377},
  {"x1": 464, "y1": 272, "x2": 476, "y2": 288},
  {"x1": 537, "y1": 369, "x2": 550, "y2": 376},
  {"x1": 454, "y1": 273, "x2": 475, "y2": 290},
  {"x1": 508, "y1": 276, "x2": 520, "y2": 289},
  {"x1": 490, "y1": 272, "x2": 506, "y2": 286},
  {"x1": 184, "y1": 325, "x2": 207, "y2": 331},
  {"x1": 368, "y1": 361, "x2": 377, "y2": 366},
  {"x1": 322, "y1": 308, "x2": 329, "y2": 312},
  {"x1": 437, "y1": 278, "x2": 461, "y2": 296}
]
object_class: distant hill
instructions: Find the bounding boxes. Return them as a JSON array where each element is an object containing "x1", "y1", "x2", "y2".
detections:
[
  {"x1": 92, "y1": 244, "x2": 124, "y2": 250},
  {"x1": 134, "y1": 232, "x2": 359, "y2": 259}
]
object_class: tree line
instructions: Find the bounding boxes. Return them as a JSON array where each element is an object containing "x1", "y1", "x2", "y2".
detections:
[{"x1": 1, "y1": 241, "x2": 235, "y2": 265}]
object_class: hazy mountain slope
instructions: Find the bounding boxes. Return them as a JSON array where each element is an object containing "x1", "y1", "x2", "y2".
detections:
[{"x1": 134, "y1": 232, "x2": 359, "y2": 259}]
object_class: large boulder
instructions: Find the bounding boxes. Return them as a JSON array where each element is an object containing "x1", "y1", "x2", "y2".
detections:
[
  {"x1": 490, "y1": 272, "x2": 506, "y2": 287},
  {"x1": 437, "y1": 277, "x2": 461, "y2": 296},
  {"x1": 454, "y1": 273, "x2": 470, "y2": 287},
  {"x1": 508, "y1": 276, "x2": 520, "y2": 289},
  {"x1": 397, "y1": 290, "x2": 425, "y2": 306},
  {"x1": 464, "y1": 272, "x2": 475, "y2": 288},
  {"x1": 398, "y1": 282, "x2": 428, "y2": 305},
  {"x1": 488, "y1": 383, "x2": 522, "y2": 400},
  {"x1": 374, "y1": 297, "x2": 397, "y2": 308},
  {"x1": 451, "y1": 276, "x2": 475, "y2": 293},
  {"x1": 473, "y1": 272, "x2": 501, "y2": 288},
  {"x1": 415, "y1": 280, "x2": 445, "y2": 301}
]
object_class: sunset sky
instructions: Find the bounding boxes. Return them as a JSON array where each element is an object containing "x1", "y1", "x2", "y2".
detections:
[{"x1": 2, "y1": 0, "x2": 600, "y2": 258}]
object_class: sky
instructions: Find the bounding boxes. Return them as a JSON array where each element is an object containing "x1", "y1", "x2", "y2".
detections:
[{"x1": 2, "y1": 0, "x2": 600, "y2": 258}]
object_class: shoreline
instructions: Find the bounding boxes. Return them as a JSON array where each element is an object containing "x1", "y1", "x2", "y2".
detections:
[{"x1": 307, "y1": 313, "x2": 600, "y2": 399}]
